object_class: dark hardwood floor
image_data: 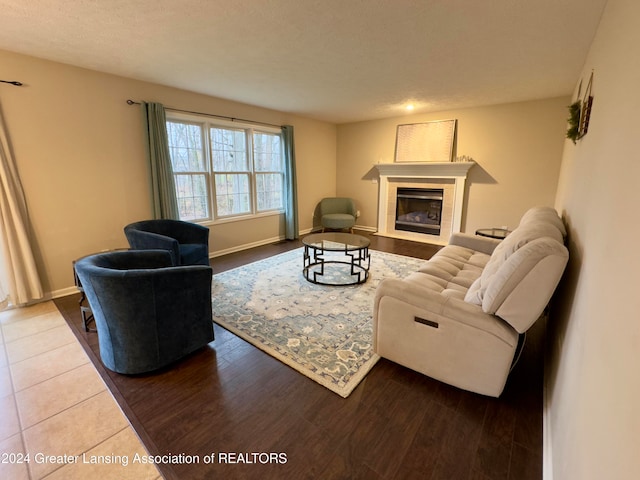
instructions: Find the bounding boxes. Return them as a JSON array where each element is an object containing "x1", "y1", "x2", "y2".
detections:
[{"x1": 54, "y1": 232, "x2": 543, "y2": 480}]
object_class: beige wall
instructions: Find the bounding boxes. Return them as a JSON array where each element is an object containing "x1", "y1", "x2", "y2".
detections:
[
  {"x1": 336, "y1": 98, "x2": 569, "y2": 235},
  {"x1": 0, "y1": 49, "x2": 336, "y2": 298},
  {"x1": 550, "y1": 0, "x2": 640, "y2": 478}
]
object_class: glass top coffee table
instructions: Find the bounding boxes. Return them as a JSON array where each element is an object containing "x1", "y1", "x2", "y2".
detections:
[{"x1": 302, "y1": 232, "x2": 371, "y2": 286}]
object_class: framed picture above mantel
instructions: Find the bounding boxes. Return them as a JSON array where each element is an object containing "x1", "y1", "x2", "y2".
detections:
[{"x1": 394, "y1": 119, "x2": 457, "y2": 163}]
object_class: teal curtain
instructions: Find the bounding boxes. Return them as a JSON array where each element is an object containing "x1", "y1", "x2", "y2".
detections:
[
  {"x1": 282, "y1": 125, "x2": 299, "y2": 240},
  {"x1": 142, "y1": 102, "x2": 179, "y2": 219}
]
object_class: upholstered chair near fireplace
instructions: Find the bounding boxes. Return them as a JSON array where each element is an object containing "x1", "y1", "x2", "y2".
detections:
[{"x1": 320, "y1": 197, "x2": 357, "y2": 232}]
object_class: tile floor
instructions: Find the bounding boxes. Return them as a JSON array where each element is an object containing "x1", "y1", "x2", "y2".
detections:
[{"x1": 0, "y1": 301, "x2": 162, "y2": 480}]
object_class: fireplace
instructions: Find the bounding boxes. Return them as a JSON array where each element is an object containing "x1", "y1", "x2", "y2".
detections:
[
  {"x1": 373, "y1": 161, "x2": 475, "y2": 245},
  {"x1": 395, "y1": 188, "x2": 443, "y2": 235}
]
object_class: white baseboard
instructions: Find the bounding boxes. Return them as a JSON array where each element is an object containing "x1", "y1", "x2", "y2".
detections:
[
  {"x1": 45, "y1": 227, "x2": 315, "y2": 300},
  {"x1": 7, "y1": 286, "x2": 81, "y2": 307},
  {"x1": 209, "y1": 235, "x2": 286, "y2": 258},
  {"x1": 49, "y1": 286, "x2": 81, "y2": 299},
  {"x1": 354, "y1": 224, "x2": 377, "y2": 233},
  {"x1": 209, "y1": 228, "x2": 314, "y2": 258}
]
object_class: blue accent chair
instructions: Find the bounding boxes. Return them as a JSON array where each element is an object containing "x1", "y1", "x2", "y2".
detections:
[
  {"x1": 74, "y1": 250, "x2": 214, "y2": 374},
  {"x1": 124, "y1": 219, "x2": 210, "y2": 266},
  {"x1": 320, "y1": 197, "x2": 357, "y2": 232}
]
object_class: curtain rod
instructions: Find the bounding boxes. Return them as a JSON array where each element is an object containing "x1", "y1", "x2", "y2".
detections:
[
  {"x1": 126, "y1": 99, "x2": 282, "y2": 129},
  {"x1": 0, "y1": 80, "x2": 23, "y2": 86}
]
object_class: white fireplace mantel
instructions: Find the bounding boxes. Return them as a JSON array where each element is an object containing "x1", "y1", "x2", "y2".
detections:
[
  {"x1": 373, "y1": 161, "x2": 475, "y2": 244},
  {"x1": 374, "y1": 161, "x2": 475, "y2": 178}
]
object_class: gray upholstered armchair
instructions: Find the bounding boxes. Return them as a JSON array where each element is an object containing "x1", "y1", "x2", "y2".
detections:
[
  {"x1": 74, "y1": 250, "x2": 214, "y2": 374},
  {"x1": 124, "y1": 219, "x2": 210, "y2": 266},
  {"x1": 320, "y1": 197, "x2": 357, "y2": 232}
]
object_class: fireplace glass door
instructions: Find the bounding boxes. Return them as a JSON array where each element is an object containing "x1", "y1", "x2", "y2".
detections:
[{"x1": 395, "y1": 188, "x2": 443, "y2": 235}]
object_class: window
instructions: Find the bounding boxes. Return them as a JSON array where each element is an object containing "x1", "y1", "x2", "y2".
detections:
[
  {"x1": 254, "y1": 132, "x2": 283, "y2": 211},
  {"x1": 166, "y1": 114, "x2": 284, "y2": 222},
  {"x1": 166, "y1": 121, "x2": 209, "y2": 220}
]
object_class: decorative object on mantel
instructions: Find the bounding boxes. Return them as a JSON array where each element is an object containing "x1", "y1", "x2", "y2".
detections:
[
  {"x1": 395, "y1": 119, "x2": 457, "y2": 163},
  {"x1": 455, "y1": 154, "x2": 475, "y2": 163},
  {"x1": 566, "y1": 70, "x2": 594, "y2": 144}
]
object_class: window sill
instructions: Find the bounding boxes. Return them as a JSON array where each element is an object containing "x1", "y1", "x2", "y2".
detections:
[{"x1": 198, "y1": 210, "x2": 284, "y2": 227}]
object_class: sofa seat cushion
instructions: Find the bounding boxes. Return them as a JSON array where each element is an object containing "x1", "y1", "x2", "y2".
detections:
[
  {"x1": 404, "y1": 244, "x2": 491, "y2": 300},
  {"x1": 421, "y1": 246, "x2": 490, "y2": 286},
  {"x1": 432, "y1": 245, "x2": 492, "y2": 268},
  {"x1": 404, "y1": 272, "x2": 468, "y2": 300}
]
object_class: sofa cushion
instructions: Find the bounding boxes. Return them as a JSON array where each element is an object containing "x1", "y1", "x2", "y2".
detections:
[
  {"x1": 465, "y1": 235, "x2": 568, "y2": 332},
  {"x1": 490, "y1": 222, "x2": 564, "y2": 261},
  {"x1": 432, "y1": 245, "x2": 492, "y2": 269},
  {"x1": 407, "y1": 245, "x2": 490, "y2": 299},
  {"x1": 404, "y1": 272, "x2": 468, "y2": 301},
  {"x1": 484, "y1": 238, "x2": 568, "y2": 331},
  {"x1": 464, "y1": 222, "x2": 564, "y2": 306},
  {"x1": 519, "y1": 206, "x2": 567, "y2": 236}
]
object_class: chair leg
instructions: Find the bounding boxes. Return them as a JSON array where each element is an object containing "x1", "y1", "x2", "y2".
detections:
[{"x1": 81, "y1": 306, "x2": 96, "y2": 332}]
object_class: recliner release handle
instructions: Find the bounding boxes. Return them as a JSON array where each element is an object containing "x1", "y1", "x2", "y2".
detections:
[{"x1": 414, "y1": 316, "x2": 439, "y2": 328}]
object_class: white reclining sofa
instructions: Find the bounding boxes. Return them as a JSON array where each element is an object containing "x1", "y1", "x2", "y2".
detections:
[{"x1": 373, "y1": 206, "x2": 569, "y2": 397}]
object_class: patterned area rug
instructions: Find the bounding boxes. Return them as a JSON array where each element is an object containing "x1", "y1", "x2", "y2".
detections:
[{"x1": 211, "y1": 247, "x2": 426, "y2": 397}]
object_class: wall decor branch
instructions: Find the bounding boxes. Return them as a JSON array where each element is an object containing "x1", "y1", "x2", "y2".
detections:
[{"x1": 566, "y1": 71, "x2": 594, "y2": 144}]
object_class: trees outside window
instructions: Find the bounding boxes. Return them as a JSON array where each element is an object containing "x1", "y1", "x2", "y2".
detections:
[{"x1": 166, "y1": 115, "x2": 284, "y2": 222}]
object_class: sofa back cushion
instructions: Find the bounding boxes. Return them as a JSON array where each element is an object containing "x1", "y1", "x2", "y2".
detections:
[
  {"x1": 518, "y1": 206, "x2": 567, "y2": 236},
  {"x1": 464, "y1": 208, "x2": 568, "y2": 332},
  {"x1": 482, "y1": 222, "x2": 563, "y2": 273}
]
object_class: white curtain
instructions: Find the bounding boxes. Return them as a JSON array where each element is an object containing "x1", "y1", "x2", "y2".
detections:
[{"x1": 0, "y1": 100, "x2": 43, "y2": 308}]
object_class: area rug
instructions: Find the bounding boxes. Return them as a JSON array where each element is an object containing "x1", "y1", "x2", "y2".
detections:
[{"x1": 211, "y1": 247, "x2": 426, "y2": 397}]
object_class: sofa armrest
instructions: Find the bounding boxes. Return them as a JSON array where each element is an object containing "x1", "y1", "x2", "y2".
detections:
[
  {"x1": 374, "y1": 278, "x2": 517, "y2": 343},
  {"x1": 374, "y1": 278, "x2": 448, "y2": 317},
  {"x1": 373, "y1": 277, "x2": 520, "y2": 397},
  {"x1": 449, "y1": 233, "x2": 502, "y2": 255}
]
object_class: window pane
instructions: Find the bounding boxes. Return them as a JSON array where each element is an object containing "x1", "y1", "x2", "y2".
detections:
[
  {"x1": 211, "y1": 128, "x2": 247, "y2": 172},
  {"x1": 175, "y1": 174, "x2": 209, "y2": 220},
  {"x1": 256, "y1": 173, "x2": 283, "y2": 211},
  {"x1": 215, "y1": 174, "x2": 250, "y2": 216},
  {"x1": 166, "y1": 122, "x2": 205, "y2": 172},
  {"x1": 253, "y1": 132, "x2": 282, "y2": 171}
]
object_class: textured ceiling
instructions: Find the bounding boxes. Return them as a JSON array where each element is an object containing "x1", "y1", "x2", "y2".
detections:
[{"x1": 0, "y1": 0, "x2": 607, "y2": 123}]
